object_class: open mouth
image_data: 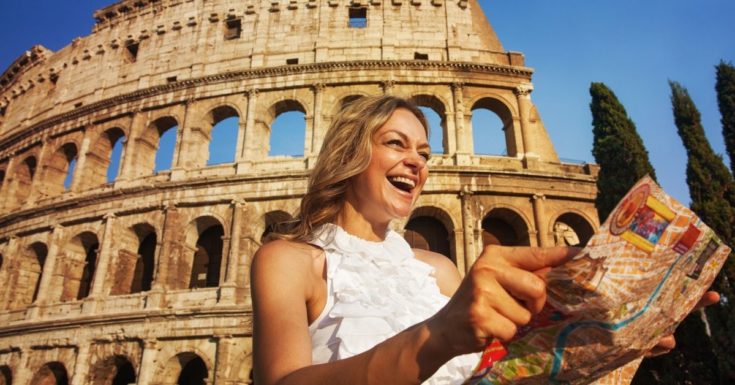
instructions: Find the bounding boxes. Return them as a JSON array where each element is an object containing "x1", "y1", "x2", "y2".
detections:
[{"x1": 387, "y1": 176, "x2": 416, "y2": 193}]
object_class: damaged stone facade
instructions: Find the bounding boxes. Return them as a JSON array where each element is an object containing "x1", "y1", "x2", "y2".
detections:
[{"x1": 0, "y1": 0, "x2": 599, "y2": 383}]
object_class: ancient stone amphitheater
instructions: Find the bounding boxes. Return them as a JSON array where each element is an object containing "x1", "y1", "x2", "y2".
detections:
[{"x1": 0, "y1": 0, "x2": 599, "y2": 383}]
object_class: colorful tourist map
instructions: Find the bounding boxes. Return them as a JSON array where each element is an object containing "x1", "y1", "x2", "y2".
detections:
[{"x1": 465, "y1": 176, "x2": 732, "y2": 385}]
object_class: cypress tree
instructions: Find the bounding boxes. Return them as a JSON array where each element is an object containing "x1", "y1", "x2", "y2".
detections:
[
  {"x1": 589, "y1": 82, "x2": 657, "y2": 221},
  {"x1": 716, "y1": 61, "x2": 735, "y2": 175},
  {"x1": 670, "y1": 80, "x2": 735, "y2": 384}
]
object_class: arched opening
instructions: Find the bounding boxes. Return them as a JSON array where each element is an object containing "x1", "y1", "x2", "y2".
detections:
[
  {"x1": 61, "y1": 232, "x2": 99, "y2": 302},
  {"x1": 20, "y1": 242, "x2": 48, "y2": 307},
  {"x1": 136, "y1": 116, "x2": 178, "y2": 175},
  {"x1": 471, "y1": 98, "x2": 514, "y2": 156},
  {"x1": 0, "y1": 365, "x2": 11, "y2": 385},
  {"x1": 90, "y1": 355, "x2": 136, "y2": 385},
  {"x1": 85, "y1": 128, "x2": 126, "y2": 188},
  {"x1": 7, "y1": 156, "x2": 36, "y2": 208},
  {"x1": 481, "y1": 208, "x2": 530, "y2": 246},
  {"x1": 410, "y1": 95, "x2": 447, "y2": 155},
  {"x1": 188, "y1": 217, "x2": 224, "y2": 289},
  {"x1": 131, "y1": 224, "x2": 157, "y2": 294},
  {"x1": 155, "y1": 123, "x2": 178, "y2": 173},
  {"x1": 261, "y1": 210, "x2": 293, "y2": 243},
  {"x1": 0, "y1": 168, "x2": 6, "y2": 191},
  {"x1": 177, "y1": 355, "x2": 208, "y2": 385},
  {"x1": 553, "y1": 212, "x2": 595, "y2": 247},
  {"x1": 43, "y1": 143, "x2": 78, "y2": 196},
  {"x1": 30, "y1": 362, "x2": 68, "y2": 385},
  {"x1": 404, "y1": 216, "x2": 452, "y2": 263},
  {"x1": 269, "y1": 100, "x2": 306, "y2": 157},
  {"x1": 207, "y1": 106, "x2": 239, "y2": 166}
]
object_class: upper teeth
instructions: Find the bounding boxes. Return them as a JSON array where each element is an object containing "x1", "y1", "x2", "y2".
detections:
[{"x1": 389, "y1": 176, "x2": 416, "y2": 188}]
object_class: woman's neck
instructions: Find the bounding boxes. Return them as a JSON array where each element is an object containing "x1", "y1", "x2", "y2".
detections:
[{"x1": 335, "y1": 200, "x2": 391, "y2": 242}]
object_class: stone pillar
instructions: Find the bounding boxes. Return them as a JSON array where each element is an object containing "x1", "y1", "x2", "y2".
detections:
[
  {"x1": 29, "y1": 225, "x2": 65, "y2": 317},
  {"x1": 119, "y1": 110, "x2": 145, "y2": 180},
  {"x1": 460, "y1": 187, "x2": 477, "y2": 270},
  {"x1": 176, "y1": 99, "x2": 199, "y2": 171},
  {"x1": 153, "y1": 203, "x2": 182, "y2": 291},
  {"x1": 169, "y1": 102, "x2": 190, "y2": 180},
  {"x1": 0, "y1": 235, "x2": 20, "y2": 309},
  {"x1": 238, "y1": 89, "x2": 259, "y2": 171},
  {"x1": 71, "y1": 342, "x2": 91, "y2": 385},
  {"x1": 532, "y1": 194, "x2": 549, "y2": 247},
  {"x1": 0, "y1": 155, "x2": 18, "y2": 212},
  {"x1": 452, "y1": 83, "x2": 471, "y2": 165},
  {"x1": 86, "y1": 213, "x2": 116, "y2": 309},
  {"x1": 25, "y1": 137, "x2": 51, "y2": 205},
  {"x1": 137, "y1": 339, "x2": 159, "y2": 385},
  {"x1": 309, "y1": 83, "x2": 325, "y2": 167},
  {"x1": 70, "y1": 128, "x2": 92, "y2": 192},
  {"x1": 13, "y1": 346, "x2": 33, "y2": 385},
  {"x1": 514, "y1": 84, "x2": 535, "y2": 165},
  {"x1": 214, "y1": 335, "x2": 235, "y2": 384}
]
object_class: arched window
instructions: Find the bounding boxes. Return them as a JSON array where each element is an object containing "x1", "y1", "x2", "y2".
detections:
[
  {"x1": 90, "y1": 355, "x2": 136, "y2": 385},
  {"x1": 7, "y1": 156, "x2": 35, "y2": 208},
  {"x1": 0, "y1": 365, "x2": 11, "y2": 385},
  {"x1": 30, "y1": 362, "x2": 68, "y2": 385},
  {"x1": 269, "y1": 101, "x2": 306, "y2": 157},
  {"x1": 207, "y1": 106, "x2": 239, "y2": 166},
  {"x1": 471, "y1": 98, "x2": 514, "y2": 156},
  {"x1": 188, "y1": 217, "x2": 225, "y2": 289},
  {"x1": 42, "y1": 143, "x2": 78, "y2": 196},
  {"x1": 135, "y1": 116, "x2": 178, "y2": 175},
  {"x1": 481, "y1": 208, "x2": 530, "y2": 246},
  {"x1": 178, "y1": 356, "x2": 208, "y2": 385},
  {"x1": 553, "y1": 213, "x2": 595, "y2": 247},
  {"x1": 155, "y1": 125, "x2": 177, "y2": 172},
  {"x1": 404, "y1": 216, "x2": 452, "y2": 262},
  {"x1": 60, "y1": 232, "x2": 99, "y2": 302},
  {"x1": 131, "y1": 225, "x2": 157, "y2": 294},
  {"x1": 79, "y1": 128, "x2": 126, "y2": 189},
  {"x1": 25, "y1": 242, "x2": 48, "y2": 306},
  {"x1": 108, "y1": 133, "x2": 125, "y2": 182},
  {"x1": 411, "y1": 95, "x2": 447, "y2": 155}
]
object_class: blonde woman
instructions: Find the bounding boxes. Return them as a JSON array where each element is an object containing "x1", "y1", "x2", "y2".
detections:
[{"x1": 251, "y1": 95, "x2": 716, "y2": 384}]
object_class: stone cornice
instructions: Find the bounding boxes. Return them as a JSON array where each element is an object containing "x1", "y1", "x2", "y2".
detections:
[
  {"x1": 0, "y1": 45, "x2": 53, "y2": 94},
  {"x1": 0, "y1": 59, "x2": 532, "y2": 155}
]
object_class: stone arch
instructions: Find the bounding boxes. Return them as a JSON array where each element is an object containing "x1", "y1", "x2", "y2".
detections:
[
  {"x1": 134, "y1": 116, "x2": 179, "y2": 175},
  {"x1": 30, "y1": 361, "x2": 68, "y2": 385},
  {"x1": 111, "y1": 222, "x2": 158, "y2": 295},
  {"x1": 0, "y1": 365, "x2": 11, "y2": 385},
  {"x1": 89, "y1": 354, "x2": 137, "y2": 385},
  {"x1": 409, "y1": 94, "x2": 448, "y2": 154},
  {"x1": 481, "y1": 207, "x2": 531, "y2": 246},
  {"x1": 6, "y1": 155, "x2": 37, "y2": 208},
  {"x1": 260, "y1": 210, "x2": 293, "y2": 243},
  {"x1": 60, "y1": 231, "x2": 99, "y2": 302},
  {"x1": 83, "y1": 127, "x2": 127, "y2": 188},
  {"x1": 159, "y1": 352, "x2": 212, "y2": 385},
  {"x1": 267, "y1": 99, "x2": 307, "y2": 157},
  {"x1": 40, "y1": 142, "x2": 78, "y2": 197},
  {"x1": 206, "y1": 105, "x2": 240, "y2": 166},
  {"x1": 405, "y1": 206, "x2": 455, "y2": 264},
  {"x1": 185, "y1": 216, "x2": 226, "y2": 289},
  {"x1": 551, "y1": 211, "x2": 596, "y2": 247},
  {"x1": 470, "y1": 96, "x2": 517, "y2": 157},
  {"x1": 11, "y1": 241, "x2": 48, "y2": 309}
]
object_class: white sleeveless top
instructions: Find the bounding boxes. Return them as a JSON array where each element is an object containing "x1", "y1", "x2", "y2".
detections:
[{"x1": 307, "y1": 223, "x2": 479, "y2": 384}]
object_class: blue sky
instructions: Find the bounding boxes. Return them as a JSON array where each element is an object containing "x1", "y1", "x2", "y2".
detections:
[{"x1": 2, "y1": 0, "x2": 734, "y2": 206}]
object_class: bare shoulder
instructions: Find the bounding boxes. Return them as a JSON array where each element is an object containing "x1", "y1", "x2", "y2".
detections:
[
  {"x1": 412, "y1": 248, "x2": 462, "y2": 296},
  {"x1": 252, "y1": 239, "x2": 320, "y2": 287}
]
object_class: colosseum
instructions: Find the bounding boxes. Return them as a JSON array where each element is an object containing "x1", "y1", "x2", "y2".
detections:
[{"x1": 0, "y1": 0, "x2": 599, "y2": 383}]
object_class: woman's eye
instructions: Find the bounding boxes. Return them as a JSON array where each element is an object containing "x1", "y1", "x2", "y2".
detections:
[
  {"x1": 387, "y1": 139, "x2": 403, "y2": 147},
  {"x1": 420, "y1": 152, "x2": 431, "y2": 161}
]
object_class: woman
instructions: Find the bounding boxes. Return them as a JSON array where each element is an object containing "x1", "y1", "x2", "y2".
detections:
[{"x1": 251, "y1": 95, "x2": 715, "y2": 385}]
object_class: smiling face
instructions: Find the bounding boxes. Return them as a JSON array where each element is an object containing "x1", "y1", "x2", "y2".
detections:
[{"x1": 345, "y1": 108, "x2": 430, "y2": 225}]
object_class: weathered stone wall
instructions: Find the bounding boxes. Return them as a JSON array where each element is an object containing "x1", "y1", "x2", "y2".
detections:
[{"x1": 0, "y1": 0, "x2": 599, "y2": 383}]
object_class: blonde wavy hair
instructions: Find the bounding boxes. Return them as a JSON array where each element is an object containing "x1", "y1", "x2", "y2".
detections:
[{"x1": 274, "y1": 95, "x2": 428, "y2": 242}]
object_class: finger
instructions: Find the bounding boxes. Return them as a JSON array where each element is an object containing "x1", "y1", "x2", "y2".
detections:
[
  {"x1": 646, "y1": 335, "x2": 676, "y2": 357},
  {"x1": 486, "y1": 245, "x2": 582, "y2": 271},
  {"x1": 694, "y1": 291, "x2": 720, "y2": 311},
  {"x1": 494, "y1": 266, "x2": 547, "y2": 315},
  {"x1": 478, "y1": 308, "x2": 519, "y2": 342}
]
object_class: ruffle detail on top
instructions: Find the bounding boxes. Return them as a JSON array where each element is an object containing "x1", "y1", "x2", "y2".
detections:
[{"x1": 310, "y1": 223, "x2": 478, "y2": 384}]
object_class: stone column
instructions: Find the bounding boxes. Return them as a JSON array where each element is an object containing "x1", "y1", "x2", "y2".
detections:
[
  {"x1": 514, "y1": 84, "x2": 535, "y2": 165},
  {"x1": 87, "y1": 213, "x2": 116, "y2": 301},
  {"x1": 153, "y1": 203, "x2": 182, "y2": 291},
  {"x1": 29, "y1": 225, "x2": 65, "y2": 318},
  {"x1": 13, "y1": 346, "x2": 33, "y2": 385},
  {"x1": 137, "y1": 339, "x2": 159, "y2": 385},
  {"x1": 119, "y1": 109, "x2": 145, "y2": 180},
  {"x1": 25, "y1": 137, "x2": 51, "y2": 205},
  {"x1": 70, "y1": 127, "x2": 92, "y2": 192},
  {"x1": 170, "y1": 102, "x2": 190, "y2": 180},
  {"x1": 452, "y1": 83, "x2": 471, "y2": 165},
  {"x1": 532, "y1": 194, "x2": 549, "y2": 247},
  {"x1": 70, "y1": 342, "x2": 91, "y2": 385},
  {"x1": 214, "y1": 335, "x2": 235, "y2": 384},
  {"x1": 309, "y1": 83, "x2": 325, "y2": 167},
  {"x1": 460, "y1": 187, "x2": 477, "y2": 270},
  {"x1": 238, "y1": 89, "x2": 258, "y2": 172},
  {"x1": 0, "y1": 155, "x2": 18, "y2": 212},
  {"x1": 0, "y1": 235, "x2": 19, "y2": 309}
]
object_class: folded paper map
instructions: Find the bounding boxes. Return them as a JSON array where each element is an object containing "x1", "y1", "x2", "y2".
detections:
[{"x1": 465, "y1": 176, "x2": 732, "y2": 385}]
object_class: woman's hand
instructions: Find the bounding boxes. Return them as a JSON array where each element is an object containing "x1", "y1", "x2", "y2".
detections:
[
  {"x1": 428, "y1": 245, "x2": 580, "y2": 356},
  {"x1": 646, "y1": 290, "x2": 720, "y2": 357}
]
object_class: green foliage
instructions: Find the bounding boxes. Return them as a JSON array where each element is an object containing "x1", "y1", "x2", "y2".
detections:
[
  {"x1": 716, "y1": 61, "x2": 735, "y2": 175},
  {"x1": 589, "y1": 82, "x2": 657, "y2": 221},
  {"x1": 670, "y1": 80, "x2": 735, "y2": 383}
]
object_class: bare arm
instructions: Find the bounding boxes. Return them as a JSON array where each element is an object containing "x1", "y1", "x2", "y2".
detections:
[{"x1": 252, "y1": 242, "x2": 577, "y2": 385}]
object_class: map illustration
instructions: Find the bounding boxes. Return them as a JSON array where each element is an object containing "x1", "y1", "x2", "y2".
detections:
[{"x1": 465, "y1": 176, "x2": 732, "y2": 385}]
